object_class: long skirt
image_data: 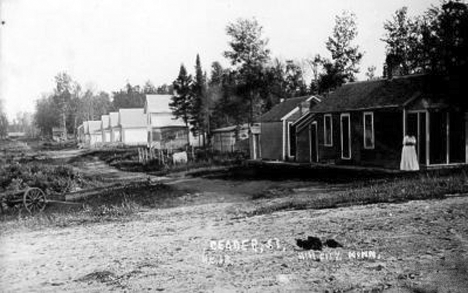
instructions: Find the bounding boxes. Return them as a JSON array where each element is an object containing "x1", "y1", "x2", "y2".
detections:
[{"x1": 400, "y1": 145, "x2": 419, "y2": 171}]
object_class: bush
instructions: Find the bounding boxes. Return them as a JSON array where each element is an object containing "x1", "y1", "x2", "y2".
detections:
[{"x1": 0, "y1": 163, "x2": 96, "y2": 196}]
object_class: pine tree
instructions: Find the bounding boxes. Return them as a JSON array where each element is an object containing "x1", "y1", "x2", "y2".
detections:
[
  {"x1": 319, "y1": 11, "x2": 363, "y2": 92},
  {"x1": 190, "y1": 54, "x2": 207, "y2": 142},
  {"x1": 170, "y1": 64, "x2": 193, "y2": 146}
]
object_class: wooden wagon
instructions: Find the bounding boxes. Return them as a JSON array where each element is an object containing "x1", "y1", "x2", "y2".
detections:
[{"x1": 0, "y1": 187, "x2": 47, "y2": 213}]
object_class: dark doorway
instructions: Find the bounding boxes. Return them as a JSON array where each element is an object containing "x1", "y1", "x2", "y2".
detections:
[
  {"x1": 407, "y1": 112, "x2": 427, "y2": 165},
  {"x1": 310, "y1": 123, "x2": 318, "y2": 163},
  {"x1": 430, "y1": 111, "x2": 448, "y2": 165},
  {"x1": 449, "y1": 112, "x2": 465, "y2": 163},
  {"x1": 289, "y1": 123, "x2": 296, "y2": 157}
]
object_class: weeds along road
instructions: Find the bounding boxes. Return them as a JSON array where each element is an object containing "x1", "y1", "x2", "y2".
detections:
[{"x1": 1, "y1": 146, "x2": 468, "y2": 292}]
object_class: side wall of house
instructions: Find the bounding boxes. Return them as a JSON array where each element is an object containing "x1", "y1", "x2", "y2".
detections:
[
  {"x1": 212, "y1": 131, "x2": 236, "y2": 152},
  {"x1": 122, "y1": 128, "x2": 147, "y2": 145},
  {"x1": 360, "y1": 110, "x2": 402, "y2": 168},
  {"x1": 260, "y1": 122, "x2": 283, "y2": 160},
  {"x1": 315, "y1": 110, "x2": 403, "y2": 169}
]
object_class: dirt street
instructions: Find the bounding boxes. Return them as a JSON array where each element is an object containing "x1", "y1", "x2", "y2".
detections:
[{"x1": 1, "y1": 149, "x2": 468, "y2": 292}]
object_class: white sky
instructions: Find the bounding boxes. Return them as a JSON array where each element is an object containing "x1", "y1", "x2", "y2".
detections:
[{"x1": 0, "y1": 0, "x2": 439, "y2": 121}]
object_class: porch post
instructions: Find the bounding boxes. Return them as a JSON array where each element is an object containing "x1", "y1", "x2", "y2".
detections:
[
  {"x1": 465, "y1": 113, "x2": 468, "y2": 163},
  {"x1": 309, "y1": 124, "x2": 312, "y2": 163},
  {"x1": 282, "y1": 121, "x2": 286, "y2": 161},
  {"x1": 402, "y1": 109, "x2": 406, "y2": 138},
  {"x1": 446, "y1": 112, "x2": 450, "y2": 164}
]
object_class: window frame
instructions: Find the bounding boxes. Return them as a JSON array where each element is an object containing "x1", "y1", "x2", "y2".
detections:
[
  {"x1": 363, "y1": 112, "x2": 375, "y2": 149},
  {"x1": 323, "y1": 114, "x2": 333, "y2": 147}
]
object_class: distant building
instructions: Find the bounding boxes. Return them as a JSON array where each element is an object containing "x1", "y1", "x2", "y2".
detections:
[
  {"x1": 87, "y1": 121, "x2": 102, "y2": 147},
  {"x1": 211, "y1": 123, "x2": 260, "y2": 155},
  {"x1": 52, "y1": 127, "x2": 65, "y2": 142},
  {"x1": 260, "y1": 96, "x2": 320, "y2": 161},
  {"x1": 109, "y1": 112, "x2": 120, "y2": 143},
  {"x1": 101, "y1": 115, "x2": 111, "y2": 143},
  {"x1": 144, "y1": 94, "x2": 193, "y2": 150},
  {"x1": 118, "y1": 108, "x2": 147, "y2": 146},
  {"x1": 7, "y1": 132, "x2": 26, "y2": 139}
]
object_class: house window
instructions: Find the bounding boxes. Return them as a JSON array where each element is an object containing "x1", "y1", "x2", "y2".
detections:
[
  {"x1": 340, "y1": 113, "x2": 351, "y2": 160},
  {"x1": 363, "y1": 112, "x2": 374, "y2": 149},
  {"x1": 324, "y1": 114, "x2": 333, "y2": 146}
]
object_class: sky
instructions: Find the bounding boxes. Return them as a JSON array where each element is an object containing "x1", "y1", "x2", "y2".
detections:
[{"x1": 0, "y1": 0, "x2": 440, "y2": 121}]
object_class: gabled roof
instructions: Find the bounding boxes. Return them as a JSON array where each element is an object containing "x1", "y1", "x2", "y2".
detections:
[
  {"x1": 311, "y1": 74, "x2": 450, "y2": 113},
  {"x1": 261, "y1": 96, "x2": 318, "y2": 123},
  {"x1": 145, "y1": 95, "x2": 173, "y2": 113},
  {"x1": 88, "y1": 121, "x2": 102, "y2": 133},
  {"x1": 212, "y1": 123, "x2": 260, "y2": 133},
  {"x1": 109, "y1": 112, "x2": 119, "y2": 127},
  {"x1": 101, "y1": 115, "x2": 110, "y2": 129},
  {"x1": 118, "y1": 108, "x2": 146, "y2": 128}
]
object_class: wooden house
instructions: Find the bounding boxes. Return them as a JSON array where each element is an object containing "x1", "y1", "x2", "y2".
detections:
[
  {"x1": 87, "y1": 121, "x2": 103, "y2": 147},
  {"x1": 294, "y1": 74, "x2": 467, "y2": 169},
  {"x1": 211, "y1": 123, "x2": 260, "y2": 154},
  {"x1": 118, "y1": 108, "x2": 147, "y2": 146},
  {"x1": 260, "y1": 96, "x2": 320, "y2": 161},
  {"x1": 109, "y1": 112, "x2": 120, "y2": 143},
  {"x1": 82, "y1": 121, "x2": 90, "y2": 144},
  {"x1": 52, "y1": 127, "x2": 65, "y2": 141},
  {"x1": 101, "y1": 115, "x2": 111, "y2": 143},
  {"x1": 144, "y1": 95, "x2": 189, "y2": 150},
  {"x1": 77, "y1": 124, "x2": 85, "y2": 143}
]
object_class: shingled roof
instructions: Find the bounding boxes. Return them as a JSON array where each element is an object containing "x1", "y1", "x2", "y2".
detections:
[
  {"x1": 145, "y1": 95, "x2": 173, "y2": 113},
  {"x1": 118, "y1": 108, "x2": 146, "y2": 128},
  {"x1": 311, "y1": 74, "x2": 450, "y2": 113},
  {"x1": 261, "y1": 96, "x2": 315, "y2": 123}
]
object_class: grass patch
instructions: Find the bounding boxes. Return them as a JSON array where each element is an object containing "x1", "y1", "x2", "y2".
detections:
[
  {"x1": 247, "y1": 171, "x2": 468, "y2": 216},
  {"x1": 70, "y1": 148, "x2": 245, "y2": 175}
]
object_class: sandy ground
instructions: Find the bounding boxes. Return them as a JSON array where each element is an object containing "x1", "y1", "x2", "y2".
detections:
[{"x1": 1, "y1": 146, "x2": 468, "y2": 292}]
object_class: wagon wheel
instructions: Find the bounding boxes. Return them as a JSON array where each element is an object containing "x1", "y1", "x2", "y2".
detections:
[{"x1": 23, "y1": 188, "x2": 47, "y2": 213}]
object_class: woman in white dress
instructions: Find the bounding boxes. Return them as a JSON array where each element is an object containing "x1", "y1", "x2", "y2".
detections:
[{"x1": 400, "y1": 134, "x2": 420, "y2": 171}]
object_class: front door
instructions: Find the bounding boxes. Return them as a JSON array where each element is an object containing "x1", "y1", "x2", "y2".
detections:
[
  {"x1": 340, "y1": 114, "x2": 351, "y2": 160},
  {"x1": 309, "y1": 122, "x2": 318, "y2": 163},
  {"x1": 407, "y1": 112, "x2": 427, "y2": 165}
]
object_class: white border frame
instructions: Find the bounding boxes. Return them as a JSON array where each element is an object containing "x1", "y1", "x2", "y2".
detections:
[
  {"x1": 363, "y1": 112, "x2": 375, "y2": 149},
  {"x1": 340, "y1": 113, "x2": 352, "y2": 160},
  {"x1": 324, "y1": 114, "x2": 333, "y2": 147}
]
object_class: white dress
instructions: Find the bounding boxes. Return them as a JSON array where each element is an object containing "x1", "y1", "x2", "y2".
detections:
[{"x1": 400, "y1": 136, "x2": 419, "y2": 171}]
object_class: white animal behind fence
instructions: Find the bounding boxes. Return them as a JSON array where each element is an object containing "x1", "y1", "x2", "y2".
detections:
[{"x1": 172, "y1": 151, "x2": 188, "y2": 164}]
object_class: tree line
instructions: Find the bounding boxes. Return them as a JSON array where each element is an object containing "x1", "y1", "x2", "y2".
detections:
[
  {"x1": 170, "y1": 0, "x2": 467, "y2": 142},
  {"x1": 32, "y1": 0, "x2": 467, "y2": 140},
  {"x1": 34, "y1": 75, "x2": 173, "y2": 137}
]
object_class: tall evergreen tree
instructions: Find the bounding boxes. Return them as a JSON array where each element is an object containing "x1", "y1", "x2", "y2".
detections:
[
  {"x1": 53, "y1": 72, "x2": 73, "y2": 138},
  {"x1": 190, "y1": 54, "x2": 207, "y2": 142},
  {"x1": 170, "y1": 64, "x2": 194, "y2": 146}
]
